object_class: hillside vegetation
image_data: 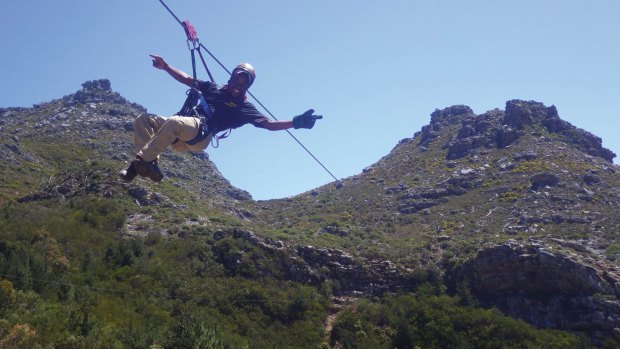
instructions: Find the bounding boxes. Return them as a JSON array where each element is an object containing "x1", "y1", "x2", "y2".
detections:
[{"x1": 0, "y1": 80, "x2": 618, "y2": 348}]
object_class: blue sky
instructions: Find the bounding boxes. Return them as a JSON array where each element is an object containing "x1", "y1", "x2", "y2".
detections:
[{"x1": 1, "y1": 0, "x2": 619, "y2": 200}]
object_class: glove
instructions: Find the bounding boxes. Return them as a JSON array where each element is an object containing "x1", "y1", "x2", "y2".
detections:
[{"x1": 292, "y1": 109, "x2": 323, "y2": 129}]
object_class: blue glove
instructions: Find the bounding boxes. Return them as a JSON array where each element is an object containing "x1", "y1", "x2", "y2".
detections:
[{"x1": 293, "y1": 109, "x2": 323, "y2": 129}]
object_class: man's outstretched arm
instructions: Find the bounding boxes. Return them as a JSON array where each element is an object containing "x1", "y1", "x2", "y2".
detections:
[
  {"x1": 255, "y1": 110, "x2": 323, "y2": 131},
  {"x1": 150, "y1": 54, "x2": 195, "y2": 87},
  {"x1": 256, "y1": 120, "x2": 294, "y2": 131}
]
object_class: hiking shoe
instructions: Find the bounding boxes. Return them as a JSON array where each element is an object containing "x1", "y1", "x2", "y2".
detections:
[
  {"x1": 132, "y1": 159, "x2": 164, "y2": 182},
  {"x1": 118, "y1": 162, "x2": 138, "y2": 182}
]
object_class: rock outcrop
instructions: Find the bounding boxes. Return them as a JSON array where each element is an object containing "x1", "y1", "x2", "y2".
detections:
[
  {"x1": 71, "y1": 79, "x2": 132, "y2": 106},
  {"x1": 416, "y1": 100, "x2": 616, "y2": 163},
  {"x1": 453, "y1": 241, "x2": 620, "y2": 344},
  {"x1": 212, "y1": 229, "x2": 409, "y2": 296},
  {"x1": 504, "y1": 100, "x2": 616, "y2": 162}
]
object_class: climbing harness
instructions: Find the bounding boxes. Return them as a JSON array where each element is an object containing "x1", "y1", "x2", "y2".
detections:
[
  {"x1": 176, "y1": 19, "x2": 227, "y2": 147},
  {"x1": 156, "y1": 0, "x2": 343, "y2": 187}
]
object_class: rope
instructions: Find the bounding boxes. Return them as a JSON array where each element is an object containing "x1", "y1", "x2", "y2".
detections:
[
  {"x1": 155, "y1": 0, "x2": 343, "y2": 187},
  {"x1": 157, "y1": 0, "x2": 183, "y2": 26},
  {"x1": 248, "y1": 91, "x2": 342, "y2": 185},
  {"x1": 196, "y1": 47, "x2": 215, "y2": 83}
]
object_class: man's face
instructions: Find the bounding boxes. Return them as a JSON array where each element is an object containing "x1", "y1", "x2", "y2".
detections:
[{"x1": 228, "y1": 73, "x2": 250, "y2": 98}]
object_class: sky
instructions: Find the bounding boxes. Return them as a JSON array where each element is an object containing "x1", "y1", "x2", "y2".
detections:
[{"x1": 1, "y1": 0, "x2": 619, "y2": 200}]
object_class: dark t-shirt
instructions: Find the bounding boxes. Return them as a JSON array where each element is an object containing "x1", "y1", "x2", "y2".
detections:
[{"x1": 197, "y1": 80, "x2": 268, "y2": 132}]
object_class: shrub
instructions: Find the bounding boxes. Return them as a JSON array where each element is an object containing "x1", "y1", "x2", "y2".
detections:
[{"x1": 330, "y1": 293, "x2": 591, "y2": 349}]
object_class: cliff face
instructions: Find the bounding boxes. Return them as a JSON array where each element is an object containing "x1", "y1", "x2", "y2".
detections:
[
  {"x1": 1, "y1": 80, "x2": 619, "y2": 344},
  {"x1": 453, "y1": 241, "x2": 620, "y2": 343}
]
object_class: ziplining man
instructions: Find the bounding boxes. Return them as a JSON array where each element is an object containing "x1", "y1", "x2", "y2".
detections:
[{"x1": 120, "y1": 54, "x2": 322, "y2": 182}]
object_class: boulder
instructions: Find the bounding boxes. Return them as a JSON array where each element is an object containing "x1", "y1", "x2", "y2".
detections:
[
  {"x1": 430, "y1": 105, "x2": 474, "y2": 126},
  {"x1": 530, "y1": 172, "x2": 560, "y2": 189},
  {"x1": 419, "y1": 124, "x2": 439, "y2": 146},
  {"x1": 446, "y1": 138, "x2": 474, "y2": 159},
  {"x1": 583, "y1": 174, "x2": 602, "y2": 186},
  {"x1": 504, "y1": 100, "x2": 555, "y2": 129},
  {"x1": 397, "y1": 199, "x2": 441, "y2": 214},
  {"x1": 495, "y1": 125, "x2": 521, "y2": 148},
  {"x1": 514, "y1": 152, "x2": 538, "y2": 161}
]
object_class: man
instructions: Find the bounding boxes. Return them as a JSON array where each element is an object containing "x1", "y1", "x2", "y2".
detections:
[{"x1": 119, "y1": 54, "x2": 322, "y2": 182}]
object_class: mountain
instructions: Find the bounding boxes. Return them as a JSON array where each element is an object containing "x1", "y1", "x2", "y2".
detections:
[{"x1": 0, "y1": 80, "x2": 619, "y2": 348}]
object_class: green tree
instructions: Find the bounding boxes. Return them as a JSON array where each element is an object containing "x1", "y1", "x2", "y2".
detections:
[
  {"x1": 165, "y1": 314, "x2": 227, "y2": 349},
  {"x1": 0, "y1": 279, "x2": 17, "y2": 315}
]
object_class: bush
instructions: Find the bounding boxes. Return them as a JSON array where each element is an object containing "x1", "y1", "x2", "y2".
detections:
[{"x1": 330, "y1": 293, "x2": 591, "y2": 349}]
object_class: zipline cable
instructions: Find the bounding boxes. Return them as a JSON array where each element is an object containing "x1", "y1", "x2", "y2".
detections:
[
  {"x1": 156, "y1": 0, "x2": 342, "y2": 187},
  {"x1": 196, "y1": 43, "x2": 341, "y2": 185},
  {"x1": 157, "y1": 0, "x2": 183, "y2": 26}
]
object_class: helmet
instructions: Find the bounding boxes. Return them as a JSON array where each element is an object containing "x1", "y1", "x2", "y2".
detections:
[{"x1": 231, "y1": 63, "x2": 256, "y2": 88}]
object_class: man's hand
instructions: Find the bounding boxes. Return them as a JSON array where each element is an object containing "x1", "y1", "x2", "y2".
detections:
[
  {"x1": 149, "y1": 54, "x2": 194, "y2": 87},
  {"x1": 150, "y1": 54, "x2": 167, "y2": 70},
  {"x1": 293, "y1": 109, "x2": 323, "y2": 129}
]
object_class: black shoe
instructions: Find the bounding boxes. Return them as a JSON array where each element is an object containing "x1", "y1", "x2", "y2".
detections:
[
  {"x1": 119, "y1": 162, "x2": 138, "y2": 182},
  {"x1": 132, "y1": 160, "x2": 164, "y2": 182}
]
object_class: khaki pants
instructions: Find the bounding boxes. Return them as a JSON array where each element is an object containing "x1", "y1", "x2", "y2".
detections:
[{"x1": 133, "y1": 114, "x2": 212, "y2": 162}]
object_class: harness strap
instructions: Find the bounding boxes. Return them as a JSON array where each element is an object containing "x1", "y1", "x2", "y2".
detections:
[
  {"x1": 176, "y1": 88, "x2": 231, "y2": 148},
  {"x1": 197, "y1": 94, "x2": 214, "y2": 119},
  {"x1": 185, "y1": 122, "x2": 210, "y2": 145},
  {"x1": 196, "y1": 46, "x2": 215, "y2": 83},
  {"x1": 184, "y1": 122, "x2": 230, "y2": 149},
  {"x1": 210, "y1": 129, "x2": 231, "y2": 149},
  {"x1": 189, "y1": 46, "x2": 198, "y2": 82}
]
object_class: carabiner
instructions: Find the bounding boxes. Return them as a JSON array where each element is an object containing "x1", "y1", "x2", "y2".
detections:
[{"x1": 186, "y1": 38, "x2": 200, "y2": 50}]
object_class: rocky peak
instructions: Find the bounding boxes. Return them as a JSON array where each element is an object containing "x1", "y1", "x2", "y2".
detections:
[
  {"x1": 417, "y1": 100, "x2": 616, "y2": 162},
  {"x1": 417, "y1": 105, "x2": 475, "y2": 148},
  {"x1": 81, "y1": 79, "x2": 112, "y2": 91},
  {"x1": 429, "y1": 104, "x2": 474, "y2": 126},
  {"x1": 503, "y1": 99, "x2": 615, "y2": 162},
  {"x1": 0, "y1": 80, "x2": 254, "y2": 205},
  {"x1": 504, "y1": 99, "x2": 558, "y2": 129},
  {"x1": 70, "y1": 79, "x2": 129, "y2": 105}
]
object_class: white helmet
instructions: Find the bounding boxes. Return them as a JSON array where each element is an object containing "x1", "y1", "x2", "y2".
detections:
[{"x1": 231, "y1": 63, "x2": 256, "y2": 88}]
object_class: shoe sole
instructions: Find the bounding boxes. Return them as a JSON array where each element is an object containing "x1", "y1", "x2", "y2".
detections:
[
  {"x1": 148, "y1": 172, "x2": 164, "y2": 182},
  {"x1": 132, "y1": 160, "x2": 164, "y2": 182},
  {"x1": 118, "y1": 170, "x2": 136, "y2": 182}
]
